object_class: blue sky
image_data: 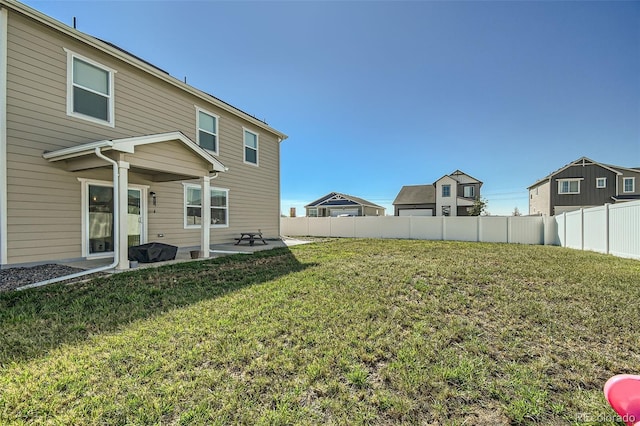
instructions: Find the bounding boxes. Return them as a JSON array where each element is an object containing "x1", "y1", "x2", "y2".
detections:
[{"x1": 24, "y1": 0, "x2": 640, "y2": 216}]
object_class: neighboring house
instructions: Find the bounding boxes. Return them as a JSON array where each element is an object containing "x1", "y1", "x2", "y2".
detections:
[
  {"x1": 305, "y1": 193, "x2": 385, "y2": 217},
  {"x1": 0, "y1": 0, "x2": 287, "y2": 269},
  {"x1": 528, "y1": 157, "x2": 640, "y2": 216},
  {"x1": 393, "y1": 170, "x2": 482, "y2": 216}
]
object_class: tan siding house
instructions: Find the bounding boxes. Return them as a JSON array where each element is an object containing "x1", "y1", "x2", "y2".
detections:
[{"x1": 0, "y1": 0, "x2": 287, "y2": 269}]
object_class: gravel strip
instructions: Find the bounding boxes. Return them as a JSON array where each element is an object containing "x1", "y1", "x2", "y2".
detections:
[{"x1": 0, "y1": 264, "x2": 87, "y2": 292}]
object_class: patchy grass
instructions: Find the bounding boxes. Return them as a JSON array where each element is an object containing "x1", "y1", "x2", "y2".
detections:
[{"x1": 0, "y1": 239, "x2": 638, "y2": 425}]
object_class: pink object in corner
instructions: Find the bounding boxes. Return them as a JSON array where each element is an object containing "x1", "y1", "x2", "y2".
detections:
[{"x1": 604, "y1": 374, "x2": 640, "y2": 426}]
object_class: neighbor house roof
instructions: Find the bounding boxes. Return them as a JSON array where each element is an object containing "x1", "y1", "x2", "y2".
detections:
[
  {"x1": 392, "y1": 185, "x2": 435, "y2": 205},
  {"x1": 1, "y1": 0, "x2": 287, "y2": 141},
  {"x1": 527, "y1": 156, "x2": 637, "y2": 189},
  {"x1": 305, "y1": 192, "x2": 384, "y2": 209},
  {"x1": 448, "y1": 169, "x2": 483, "y2": 184}
]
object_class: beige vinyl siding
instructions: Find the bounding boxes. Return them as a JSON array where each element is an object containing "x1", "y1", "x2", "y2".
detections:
[{"x1": 4, "y1": 10, "x2": 283, "y2": 265}]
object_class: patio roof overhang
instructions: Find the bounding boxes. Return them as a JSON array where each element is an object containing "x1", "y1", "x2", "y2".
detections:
[{"x1": 43, "y1": 131, "x2": 228, "y2": 181}]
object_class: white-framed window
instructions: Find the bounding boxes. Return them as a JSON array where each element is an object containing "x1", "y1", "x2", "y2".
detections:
[
  {"x1": 65, "y1": 49, "x2": 115, "y2": 127},
  {"x1": 463, "y1": 185, "x2": 475, "y2": 198},
  {"x1": 596, "y1": 177, "x2": 607, "y2": 189},
  {"x1": 623, "y1": 177, "x2": 635, "y2": 193},
  {"x1": 308, "y1": 208, "x2": 318, "y2": 217},
  {"x1": 210, "y1": 188, "x2": 229, "y2": 226},
  {"x1": 442, "y1": 184, "x2": 451, "y2": 197},
  {"x1": 243, "y1": 128, "x2": 259, "y2": 166},
  {"x1": 184, "y1": 184, "x2": 229, "y2": 228},
  {"x1": 558, "y1": 179, "x2": 581, "y2": 194},
  {"x1": 196, "y1": 107, "x2": 219, "y2": 154}
]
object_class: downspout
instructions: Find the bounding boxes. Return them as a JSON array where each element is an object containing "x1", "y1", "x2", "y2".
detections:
[
  {"x1": 1, "y1": 7, "x2": 8, "y2": 266},
  {"x1": 16, "y1": 147, "x2": 119, "y2": 290}
]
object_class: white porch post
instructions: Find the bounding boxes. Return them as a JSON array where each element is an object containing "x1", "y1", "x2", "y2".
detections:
[
  {"x1": 201, "y1": 175, "x2": 211, "y2": 258},
  {"x1": 117, "y1": 160, "x2": 130, "y2": 270}
]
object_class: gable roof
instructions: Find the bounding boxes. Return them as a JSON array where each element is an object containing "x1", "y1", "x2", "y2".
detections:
[
  {"x1": 305, "y1": 192, "x2": 384, "y2": 209},
  {"x1": 433, "y1": 170, "x2": 482, "y2": 185},
  {"x1": 2, "y1": 0, "x2": 287, "y2": 141},
  {"x1": 43, "y1": 131, "x2": 227, "y2": 173},
  {"x1": 392, "y1": 185, "x2": 435, "y2": 205},
  {"x1": 448, "y1": 169, "x2": 483, "y2": 184},
  {"x1": 528, "y1": 156, "x2": 637, "y2": 189}
]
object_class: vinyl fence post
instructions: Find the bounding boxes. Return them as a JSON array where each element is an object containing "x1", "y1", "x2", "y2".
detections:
[
  {"x1": 580, "y1": 208, "x2": 584, "y2": 251},
  {"x1": 562, "y1": 212, "x2": 566, "y2": 247},
  {"x1": 604, "y1": 203, "x2": 610, "y2": 255},
  {"x1": 442, "y1": 216, "x2": 446, "y2": 241}
]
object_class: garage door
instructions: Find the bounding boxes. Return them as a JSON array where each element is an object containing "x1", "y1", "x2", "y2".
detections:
[
  {"x1": 330, "y1": 208, "x2": 359, "y2": 217},
  {"x1": 399, "y1": 209, "x2": 433, "y2": 217}
]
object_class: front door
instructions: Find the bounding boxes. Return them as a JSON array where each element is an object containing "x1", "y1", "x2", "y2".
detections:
[{"x1": 86, "y1": 182, "x2": 145, "y2": 257}]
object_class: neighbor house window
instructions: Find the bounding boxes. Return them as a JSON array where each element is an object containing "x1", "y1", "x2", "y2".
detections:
[
  {"x1": 308, "y1": 208, "x2": 318, "y2": 217},
  {"x1": 596, "y1": 178, "x2": 607, "y2": 188},
  {"x1": 463, "y1": 186, "x2": 475, "y2": 198},
  {"x1": 558, "y1": 179, "x2": 580, "y2": 194},
  {"x1": 243, "y1": 129, "x2": 259, "y2": 165},
  {"x1": 624, "y1": 177, "x2": 635, "y2": 193},
  {"x1": 197, "y1": 108, "x2": 219, "y2": 154},
  {"x1": 442, "y1": 206, "x2": 451, "y2": 216},
  {"x1": 442, "y1": 184, "x2": 451, "y2": 197},
  {"x1": 184, "y1": 184, "x2": 229, "y2": 228},
  {"x1": 66, "y1": 49, "x2": 115, "y2": 126}
]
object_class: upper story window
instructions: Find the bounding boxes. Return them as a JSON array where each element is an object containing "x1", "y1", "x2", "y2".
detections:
[
  {"x1": 463, "y1": 185, "x2": 475, "y2": 198},
  {"x1": 65, "y1": 49, "x2": 115, "y2": 127},
  {"x1": 623, "y1": 177, "x2": 635, "y2": 193},
  {"x1": 196, "y1": 108, "x2": 219, "y2": 154},
  {"x1": 442, "y1": 184, "x2": 451, "y2": 197},
  {"x1": 596, "y1": 177, "x2": 607, "y2": 189},
  {"x1": 184, "y1": 184, "x2": 229, "y2": 228},
  {"x1": 243, "y1": 128, "x2": 259, "y2": 166},
  {"x1": 558, "y1": 178, "x2": 580, "y2": 194}
]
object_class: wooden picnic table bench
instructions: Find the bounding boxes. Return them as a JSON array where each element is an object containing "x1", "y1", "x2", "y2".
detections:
[{"x1": 235, "y1": 231, "x2": 268, "y2": 246}]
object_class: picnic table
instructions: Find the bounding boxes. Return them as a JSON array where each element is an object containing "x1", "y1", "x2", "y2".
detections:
[{"x1": 235, "y1": 231, "x2": 268, "y2": 246}]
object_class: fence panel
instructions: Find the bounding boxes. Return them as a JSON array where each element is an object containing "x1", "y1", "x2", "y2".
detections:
[
  {"x1": 564, "y1": 210, "x2": 583, "y2": 250},
  {"x1": 308, "y1": 217, "x2": 331, "y2": 237},
  {"x1": 583, "y1": 206, "x2": 607, "y2": 254},
  {"x1": 410, "y1": 217, "x2": 444, "y2": 240},
  {"x1": 479, "y1": 216, "x2": 508, "y2": 243},
  {"x1": 443, "y1": 217, "x2": 478, "y2": 242},
  {"x1": 509, "y1": 216, "x2": 545, "y2": 244},
  {"x1": 354, "y1": 217, "x2": 383, "y2": 238},
  {"x1": 330, "y1": 217, "x2": 356, "y2": 238},
  {"x1": 379, "y1": 216, "x2": 411, "y2": 239},
  {"x1": 281, "y1": 217, "x2": 308, "y2": 237},
  {"x1": 608, "y1": 202, "x2": 640, "y2": 259}
]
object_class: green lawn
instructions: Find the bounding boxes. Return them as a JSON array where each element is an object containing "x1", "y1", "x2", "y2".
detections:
[{"x1": 1, "y1": 239, "x2": 639, "y2": 425}]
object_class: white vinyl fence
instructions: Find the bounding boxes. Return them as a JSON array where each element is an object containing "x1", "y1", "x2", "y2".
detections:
[
  {"x1": 282, "y1": 199, "x2": 640, "y2": 260},
  {"x1": 282, "y1": 215, "x2": 548, "y2": 245},
  {"x1": 554, "y1": 200, "x2": 640, "y2": 259}
]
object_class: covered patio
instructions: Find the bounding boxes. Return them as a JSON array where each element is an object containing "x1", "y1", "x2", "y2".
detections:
[{"x1": 43, "y1": 131, "x2": 228, "y2": 272}]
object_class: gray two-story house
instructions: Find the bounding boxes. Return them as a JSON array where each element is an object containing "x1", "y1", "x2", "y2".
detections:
[{"x1": 528, "y1": 157, "x2": 640, "y2": 216}]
